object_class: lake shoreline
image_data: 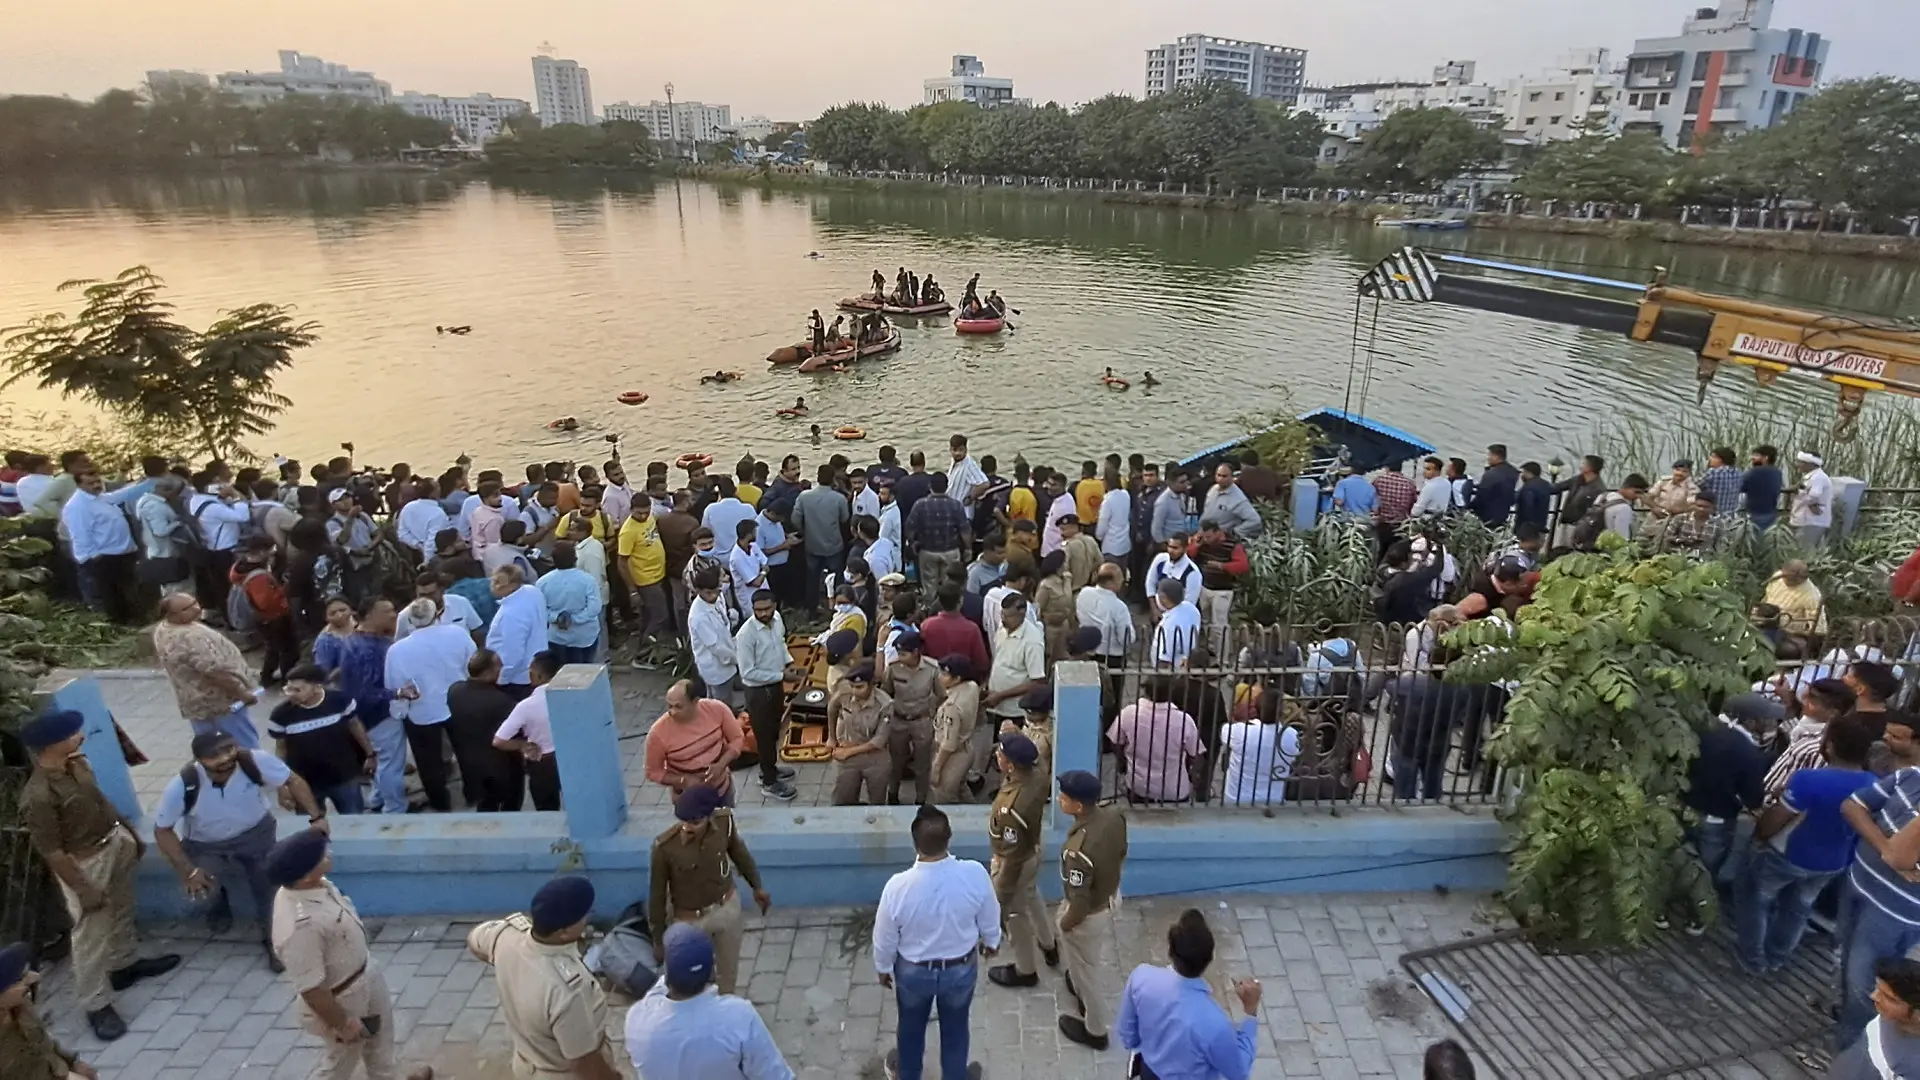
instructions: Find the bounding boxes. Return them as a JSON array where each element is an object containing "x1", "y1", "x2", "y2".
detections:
[{"x1": 684, "y1": 165, "x2": 1920, "y2": 263}]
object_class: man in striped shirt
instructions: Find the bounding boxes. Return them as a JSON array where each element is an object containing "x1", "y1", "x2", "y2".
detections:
[
  {"x1": 1842, "y1": 766, "x2": 1920, "y2": 1048},
  {"x1": 644, "y1": 680, "x2": 745, "y2": 801},
  {"x1": 1764, "y1": 678, "x2": 1856, "y2": 805}
]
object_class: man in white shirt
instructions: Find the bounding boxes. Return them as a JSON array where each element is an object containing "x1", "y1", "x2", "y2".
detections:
[
  {"x1": 487, "y1": 566, "x2": 549, "y2": 700},
  {"x1": 61, "y1": 470, "x2": 140, "y2": 623},
  {"x1": 395, "y1": 479, "x2": 452, "y2": 559},
  {"x1": 947, "y1": 435, "x2": 990, "y2": 508},
  {"x1": 1791, "y1": 450, "x2": 1834, "y2": 549},
  {"x1": 493, "y1": 652, "x2": 563, "y2": 811},
  {"x1": 860, "y1": 517, "x2": 899, "y2": 583},
  {"x1": 852, "y1": 469, "x2": 883, "y2": 521},
  {"x1": 151, "y1": 732, "x2": 326, "y2": 971},
  {"x1": 387, "y1": 599, "x2": 478, "y2": 812},
  {"x1": 700, "y1": 479, "x2": 758, "y2": 557},
  {"x1": 1151, "y1": 578, "x2": 1202, "y2": 670},
  {"x1": 872, "y1": 806, "x2": 1001, "y2": 1080},
  {"x1": 1076, "y1": 563, "x2": 1136, "y2": 664},
  {"x1": 1412, "y1": 457, "x2": 1452, "y2": 518},
  {"x1": 190, "y1": 479, "x2": 251, "y2": 611},
  {"x1": 1041, "y1": 473, "x2": 1076, "y2": 556},
  {"x1": 1144, "y1": 535, "x2": 1203, "y2": 608},
  {"x1": 877, "y1": 483, "x2": 903, "y2": 552},
  {"x1": 727, "y1": 524, "x2": 770, "y2": 620},
  {"x1": 600, "y1": 460, "x2": 635, "y2": 527},
  {"x1": 396, "y1": 572, "x2": 484, "y2": 641},
  {"x1": 626, "y1": 923, "x2": 794, "y2": 1080},
  {"x1": 687, "y1": 565, "x2": 739, "y2": 702},
  {"x1": 1094, "y1": 483, "x2": 1132, "y2": 563}
]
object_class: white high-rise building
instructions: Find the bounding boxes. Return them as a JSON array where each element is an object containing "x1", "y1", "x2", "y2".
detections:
[
  {"x1": 1144, "y1": 34, "x2": 1308, "y2": 105},
  {"x1": 216, "y1": 51, "x2": 391, "y2": 107},
  {"x1": 922, "y1": 55, "x2": 1023, "y2": 108},
  {"x1": 1614, "y1": 0, "x2": 1830, "y2": 149},
  {"x1": 602, "y1": 101, "x2": 732, "y2": 143},
  {"x1": 1294, "y1": 61, "x2": 1502, "y2": 165},
  {"x1": 531, "y1": 54, "x2": 594, "y2": 126},
  {"x1": 1504, "y1": 49, "x2": 1622, "y2": 144},
  {"x1": 395, "y1": 92, "x2": 531, "y2": 145}
]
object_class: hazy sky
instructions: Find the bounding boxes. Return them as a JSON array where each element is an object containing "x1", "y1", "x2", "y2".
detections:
[{"x1": 0, "y1": 0, "x2": 1907, "y2": 119}]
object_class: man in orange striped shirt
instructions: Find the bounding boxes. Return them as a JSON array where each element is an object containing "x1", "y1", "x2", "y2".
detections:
[{"x1": 645, "y1": 680, "x2": 745, "y2": 801}]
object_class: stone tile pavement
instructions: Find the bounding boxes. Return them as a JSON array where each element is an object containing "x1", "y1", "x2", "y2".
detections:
[{"x1": 35, "y1": 890, "x2": 1504, "y2": 1080}]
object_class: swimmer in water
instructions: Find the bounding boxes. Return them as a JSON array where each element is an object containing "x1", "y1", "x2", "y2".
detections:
[
  {"x1": 791, "y1": 397, "x2": 808, "y2": 414},
  {"x1": 1143, "y1": 371, "x2": 1160, "y2": 388},
  {"x1": 810, "y1": 423, "x2": 823, "y2": 445}
]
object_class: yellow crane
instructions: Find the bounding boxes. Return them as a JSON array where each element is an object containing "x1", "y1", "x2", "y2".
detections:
[{"x1": 1357, "y1": 247, "x2": 1920, "y2": 439}]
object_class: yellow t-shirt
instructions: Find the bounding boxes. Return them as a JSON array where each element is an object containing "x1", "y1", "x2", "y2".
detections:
[
  {"x1": 1074, "y1": 478, "x2": 1105, "y2": 525},
  {"x1": 616, "y1": 514, "x2": 667, "y2": 587},
  {"x1": 736, "y1": 482, "x2": 763, "y2": 508},
  {"x1": 556, "y1": 509, "x2": 612, "y2": 542},
  {"x1": 1008, "y1": 486, "x2": 1037, "y2": 523}
]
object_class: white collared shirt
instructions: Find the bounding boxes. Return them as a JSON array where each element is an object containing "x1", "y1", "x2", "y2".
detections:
[
  {"x1": 1076, "y1": 585, "x2": 1135, "y2": 657},
  {"x1": 1152, "y1": 601, "x2": 1202, "y2": 669},
  {"x1": 152, "y1": 749, "x2": 293, "y2": 843},
  {"x1": 385, "y1": 623, "x2": 476, "y2": 725},
  {"x1": 947, "y1": 455, "x2": 989, "y2": 507},
  {"x1": 871, "y1": 855, "x2": 1002, "y2": 972},
  {"x1": 396, "y1": 497, "x2": 452, "y2": 554}
]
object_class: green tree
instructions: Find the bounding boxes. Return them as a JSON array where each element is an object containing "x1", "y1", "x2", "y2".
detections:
[
  {"x1": 1348, "y1": 107, "x2": 1504, "y2": 191},
  {"x1": 1444, "y1": 537, "x2": 1771, "y2": 948},
  {"x1": 1515, "y1": 124, "x2": 1680, "y2": 205},
  {"x1": 1736, "y1": 77, "x2": 1920, "y2": 217},
  {"x1": 483, "y1": 120, "x2": 659, "y2": 171},
  {"x1": 902, "y1": 101, "x2": 981, "y2": 171},
  {"x1": 807, "y1": 102, "x2": 906, "y2": 170},
  {"x1": 1, "y1": 267, "x2": 319, "y2": 460},
  {"x1": 1074, "y1": 94, "x2": 1148, "y2": 179}
]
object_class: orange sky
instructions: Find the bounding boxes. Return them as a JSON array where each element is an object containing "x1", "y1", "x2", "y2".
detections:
[{"x1": 0, "y1": 0, "x2": 1906, "y2": 119}]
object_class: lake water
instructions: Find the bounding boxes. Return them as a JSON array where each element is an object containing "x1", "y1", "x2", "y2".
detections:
[{"x1": 3, "y1": 173, "x2": 1917, "y2": 471}]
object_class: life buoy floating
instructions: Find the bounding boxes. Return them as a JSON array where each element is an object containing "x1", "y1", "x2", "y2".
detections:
[
  {"x1": 1101, "y1": 376, "x2": 1130, "y2": 391},
  {"x1": 833, "y1": 426, "x2": 867, "y2": 441},
  {"x1": 674, "y1": 453, "x2": 715, "y2": 470},
  {"x1": 546, "y1": 417, "x2": 579, "y2": 431},
  {"x1": 617, "y1": 391, "x2": 649, "y2": 406},
  {"x1": 776, "y1": 408, "x2": 807, "y2": 418}
]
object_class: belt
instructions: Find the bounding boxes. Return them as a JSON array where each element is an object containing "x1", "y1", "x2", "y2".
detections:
[
  {"x1": 331, "y1": 964, "x2": 366, "y2": 995},
  {"x1": 903, "y1": 953, "x2": 975, "y2": 970},
  {"x1": 677, "y1": 888, "x2": 736, "y2": 921}
]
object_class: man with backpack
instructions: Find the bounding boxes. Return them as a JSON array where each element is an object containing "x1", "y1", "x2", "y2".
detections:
[
  {"x1": 1573, "y1": 474, "x2": 1650, "y2": 551},
  {"x1": 151, "y1": 732, "x2": 328, "y2": 973},
  {"x1": 228, "y1": 536, "x2": 299, "y2": 688}
]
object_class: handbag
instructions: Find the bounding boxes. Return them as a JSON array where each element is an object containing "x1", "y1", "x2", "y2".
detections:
[{"x1": 137, "y1": 555, "x2": 190, "y2": 585}]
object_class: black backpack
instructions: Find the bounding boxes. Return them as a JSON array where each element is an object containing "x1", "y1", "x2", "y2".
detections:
[
  {"x1": 1572, "y1": 493, "x2": 1622, "y2": 551},
  {"x1": 179, "y1": 751, "x2": 266, "y2": 815}
]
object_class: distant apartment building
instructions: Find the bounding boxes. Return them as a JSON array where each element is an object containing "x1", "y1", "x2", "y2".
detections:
[
  {"x1": 1295, "y1": 61, "x2": 1501, "y2": 164},
  {"x1": 1613, "y1": 0, "x2": 1829, "y2": 149},
  {"x1": 922, "y1": 55, "x2": 1024, "y2": 108},
  {"x1": 602, "y1": 101, "x2": 732, "y2": 143},
  {"x1": 395, "y1": 92, "x2": 530, "y2": 145},
  {"x1": 1504, "y1": 48, "x2": 1622, "y2": 143},
  {"x1": 531, "y1": 54, "x2": 594, "y2": 126},
  {"x1": 733, "y1": 115, "x2": 778, "y2": 143},
  {"x1": 144, "y1": 70, "x2": 211, "y2": 97},
  {"x1": 1144, "y1": 34, "x2": 1308, "y2": 105},
  {"x1": 215, "y1": 51, "x2": 391, "y2": 107}
]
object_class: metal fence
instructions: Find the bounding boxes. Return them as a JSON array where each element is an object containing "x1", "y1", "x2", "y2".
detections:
[{"x1": 1095, "y1": 614, "x2": 1920, "y2": 814}]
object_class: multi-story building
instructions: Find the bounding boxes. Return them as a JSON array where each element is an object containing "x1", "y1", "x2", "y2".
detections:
[
  {"x1": 1503, "y1": 48, "x2": 1621, "y2": 143},
  {"x1": 394, "y1": 92, "x2": 530, "y2": 145},
  {"x1": 1144, "y1": 34, "x2": 1308, "y2": 105},
  {"x1": 144, "y1": 70, "x2": 211, "y2": 97},
  {"x1": 602, "y1": 101, "x2": 732, "y2": 143},
  {"x1": 1613, "y1": 0, "x2": 1829, "y2": 149},
  {"x1": 1295, "y1": 61, "x2": 1502, "y2": 164},
  {"x1": 922, "y1": 55, "x2": 1024, "y2": 109},
  {"x1": 531, "y1": 54, "x2": 594, "y2": 127},
  {"x1": 733, "y1": 115, "x2": 778, "y2": 143},
  {"x1": 215, "y1": 51, "x2": 391, "y2": 107}
]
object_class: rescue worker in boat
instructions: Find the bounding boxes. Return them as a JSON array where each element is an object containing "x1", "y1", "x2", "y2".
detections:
[
  {"x1": 809, "y1": 310, "x2": 826, "y2": 355},
  {"x1": 923, "y1": 276, "x2": 944, "y2": 304},
  {"x1": 907, "y1": 272, "x2": 921, "y2": 307},
  {"x1": 895, "y1": 268, "x2": 910, "y2": 305},
  {"x1": 962, "y1": 274, "x2": 981, "y2": 308},
  {"x1": 829, "y1": 315, "x2": 848, "y2": 347},
  {"x1": 872, "y1": 269, "x2": 887, "y2": 299},
  {"x1": 986, "y1": 291, "x2": 1006, "y2": 317}
]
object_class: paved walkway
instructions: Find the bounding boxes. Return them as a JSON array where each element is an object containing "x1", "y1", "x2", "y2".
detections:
[{"x1": 36, "y1": 890, "x2": 1499, "y2": 1080}]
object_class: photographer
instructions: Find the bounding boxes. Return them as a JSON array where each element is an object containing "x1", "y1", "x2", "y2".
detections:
[{"x1": 1376, "y1": 535, "x2": 1445, "y2": 626}]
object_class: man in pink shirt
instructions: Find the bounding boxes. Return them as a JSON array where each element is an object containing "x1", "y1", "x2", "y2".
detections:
[
  {"x1": 645, "y1": 680, "x2": 745, "y2": 800},
  {"x1": 469, "y1": 480, "x2": 511, "y2": 566},
  {"x1": 1107, "y1": 682, "x2": 1203, "y2": 803}
]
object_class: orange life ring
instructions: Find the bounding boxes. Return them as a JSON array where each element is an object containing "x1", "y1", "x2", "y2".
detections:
[
  {"x1": 617, "y1": 391, "x2": 648, "y2": 406},
  {"x1": 1101, "y1": 376, "x2": 1130, "y2": 391},
  {"x1": 776, "y1": 408, "x2": 807, "y2": 418},
  {"x1": 546, "y1": 417, "x2": 579, "y2": 431},
  {"x1": 833, "y1": 426, "x2": 867, "y2": 441},
  {"x1": 674, "y1": 453, "x2": 715, "y2": 470}
]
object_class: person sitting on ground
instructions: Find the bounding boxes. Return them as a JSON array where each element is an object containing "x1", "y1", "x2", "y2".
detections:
[{"x1": 1764, "y1": 559, "x2": 1828, "y2": 638}]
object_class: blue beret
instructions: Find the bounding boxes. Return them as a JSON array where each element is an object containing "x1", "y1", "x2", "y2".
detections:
[
  {"x1": 893, "y1": 630, "x2": 924, "y2": 653},
  {"x1": 1069, "y1": 626, "x2": 1103, "y2": 655},
  {"x1": 845, "y1": 663, "x2": 875, "y2": 684},
  {"x1": 530, "y1": 875, "x2": 595, "y2": 935},
  {"x1": 1020, "y1": 684, "x2": 1053, "y2": 713},
  {"x1": 938, "y1": 654, "x2": 972, "y2": 680},
  {"x1": 825, "y1": 629, "x2": 860, "y2": 661},
  {"x1": 0, "y1": 943, "x2": 29, "y2": 993},
  {"x1": 20, "y1": 709, "x2": 83, "y2": 751},
  {"x1": 674, "y1": 784, "x2": 726, "y2": 822},
  {"x1": 265, "y1": 828, "x2": 330, "y2": 886},
  {"x1": 999, "y1": 733, "x2": 1038, "y2": 768},
  {"x1": 1039, "y1": 550, "x2": 1067, "y2": 577},
  {"x1": 663, "y1": 922, "x2": 716, "y2": 991},
  {"x1": 1057, "y1": 770, "x2": 1100, "y2": 802}
]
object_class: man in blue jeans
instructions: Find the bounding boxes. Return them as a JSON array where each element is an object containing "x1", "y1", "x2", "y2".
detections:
[
  {"x1": 871, "y1": 805, "x2": 998, "y2": 1080},
  {"x1": 1839, "y1": 760, "x2": 1920, "y2": 1047},
  {"x1": 1686, "y1": 692, "x2": 1778, "y2": 895},
  {"x1": 1736, "y1": 712, "x2": 1876, "y2": 973}
]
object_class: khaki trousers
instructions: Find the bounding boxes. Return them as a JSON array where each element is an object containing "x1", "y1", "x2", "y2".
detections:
[
  {"x1": 57, "y1": 826, "x2": 139, "y2": 1011},
  {"x1": 1055, "y1": 906, "x2": 1113, "y2": 1036},
  {"x1": 831, "y1": 752, "x2": 893, "y2": 805},
  {"x1": 991, "y1": 854, "x2": 1056, "y2": 976},
  {"x1": 887, "y1": 716, "x2": 935, "y2": 803},
  {"x1": 930, "y1": 751, "x2": 973, "y2": 804},
  {"x1": 309, "y1": 968, "x2": 399, "y2": 1080},
  {"x1": 692, "y1": 889, "x2": 745, "y2": 995}
]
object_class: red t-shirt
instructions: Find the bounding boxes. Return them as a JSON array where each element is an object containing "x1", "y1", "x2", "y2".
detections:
[{"x1": 917, "y1": 611, "x2": 989, "y2": 677}]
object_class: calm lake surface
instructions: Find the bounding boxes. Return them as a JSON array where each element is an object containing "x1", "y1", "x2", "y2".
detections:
[{"x1": 3, "y1": 173, "x2": 1917, "y2": 470}]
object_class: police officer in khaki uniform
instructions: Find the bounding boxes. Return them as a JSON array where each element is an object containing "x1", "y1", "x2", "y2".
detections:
[
  {"x1": 997, "y1": 684, "x2": 1057, "y2": 778},
  {"x1": 929, "y1": 655, "x2": 981, "y2": 802},
  {"x1": 0, "y1": 942, "x2": 100, "y2": 1079},
  {"x1": 878, "y1": 630, "x2": 943, "y2": 804},
  {"x1": 267, "y1": 828, "x2": 433, "y2": 1080},
  {"x1": 467, "y1": 876, "x2": 620, "y2": 1079},
  {"x1": 827, "y1": 663, "x2": 893, "y2": 805},
  {"x1": 1053, "y1": 769, "x2": 1127, "y2": 1052},
  {"x1": 16, "y1": 709, "x2": 179, "y2": 1041},
  {"x1": 648, "y1": 785, "x2": 772, "y2": 995},
  {"x1": 985, "y1": 734, "x2": 1059, "y2": 990}
]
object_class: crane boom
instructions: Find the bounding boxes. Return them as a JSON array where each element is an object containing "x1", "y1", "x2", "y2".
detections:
[{"x1": 1357, "y1": 247, "x2": 1920, "y2": 438}]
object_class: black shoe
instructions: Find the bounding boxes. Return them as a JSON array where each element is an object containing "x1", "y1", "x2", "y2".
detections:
[
  {"x1": 988, "y1": 964, "x2": 1038, "y2": 988},
  {"x1": 760, "y1": 779, "x2": 797, "y2": 801},
  {"x1": 109, "y1": 954, "x2": 181, "y2": 991},
  {"x1": 1042, "y1": 944, "x2": 1060, "y2": 969},
  {"x1": 775, "y1": 765, "x2": 797, "y2": 781},
  {"x1": 1058, "y1": 1014, "x2": 1108, "y2": 1051},
  {"x1": 87, "y1": 1005, "x2": 127, "y2": 1041},
  {"x1": 264, "y1": 941, "x2": 284, "y2": 974},
  {"x1": 967, "y1": 776, "x2": 986, "y2": 797},
  {"x1": 967, "y1": 1065, "x2": 983, "y2": 1080},
  {"x1": 206, "y1": 888, "x2": 234, "y2": 936}
]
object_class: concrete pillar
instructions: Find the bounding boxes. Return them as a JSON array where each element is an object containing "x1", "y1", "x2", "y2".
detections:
[
  {"x1": 1051, "y1": 660, "x2": 1101, "y2": 831},
  {"x1": 47, "y1": 675, "x2": 142, "y2": 822},
  {"x1": 544, "y1": 664, "x2": 628, "y2": 839}
]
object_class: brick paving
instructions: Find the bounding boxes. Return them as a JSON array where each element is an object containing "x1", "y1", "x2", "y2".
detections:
[{"x1": 35, "y1": 890, "x2": 1502, "y2": 1080}]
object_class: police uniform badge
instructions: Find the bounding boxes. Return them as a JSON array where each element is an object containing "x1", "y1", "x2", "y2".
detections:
[
  {"x1": 1001, "y1": 826, "x2": 1019, "y2": 843},
  {"x1": 1066, "y1": 869, "x2": 1087, "y2": 887}
]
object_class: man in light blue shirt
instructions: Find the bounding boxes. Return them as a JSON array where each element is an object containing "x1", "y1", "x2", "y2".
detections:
[
  {"x1": 537, "y1": 542, "x2": 603, "y2": 665},
  {"x1": 1331, "y1": 468, "x2": 1377, "y2": 517},
  {"x1": 625, "y1": 922, "x2": 793, "y2": 1080},
  {"x1": 1117, "y1": 909, "x2": 1261, "y2": 1080},
  {"x1": 488, "y1": 566, "x2": 550, "y2": 699},
  {"x1": 61, "y1": 471, "x2": 140, "y2": 622}
]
